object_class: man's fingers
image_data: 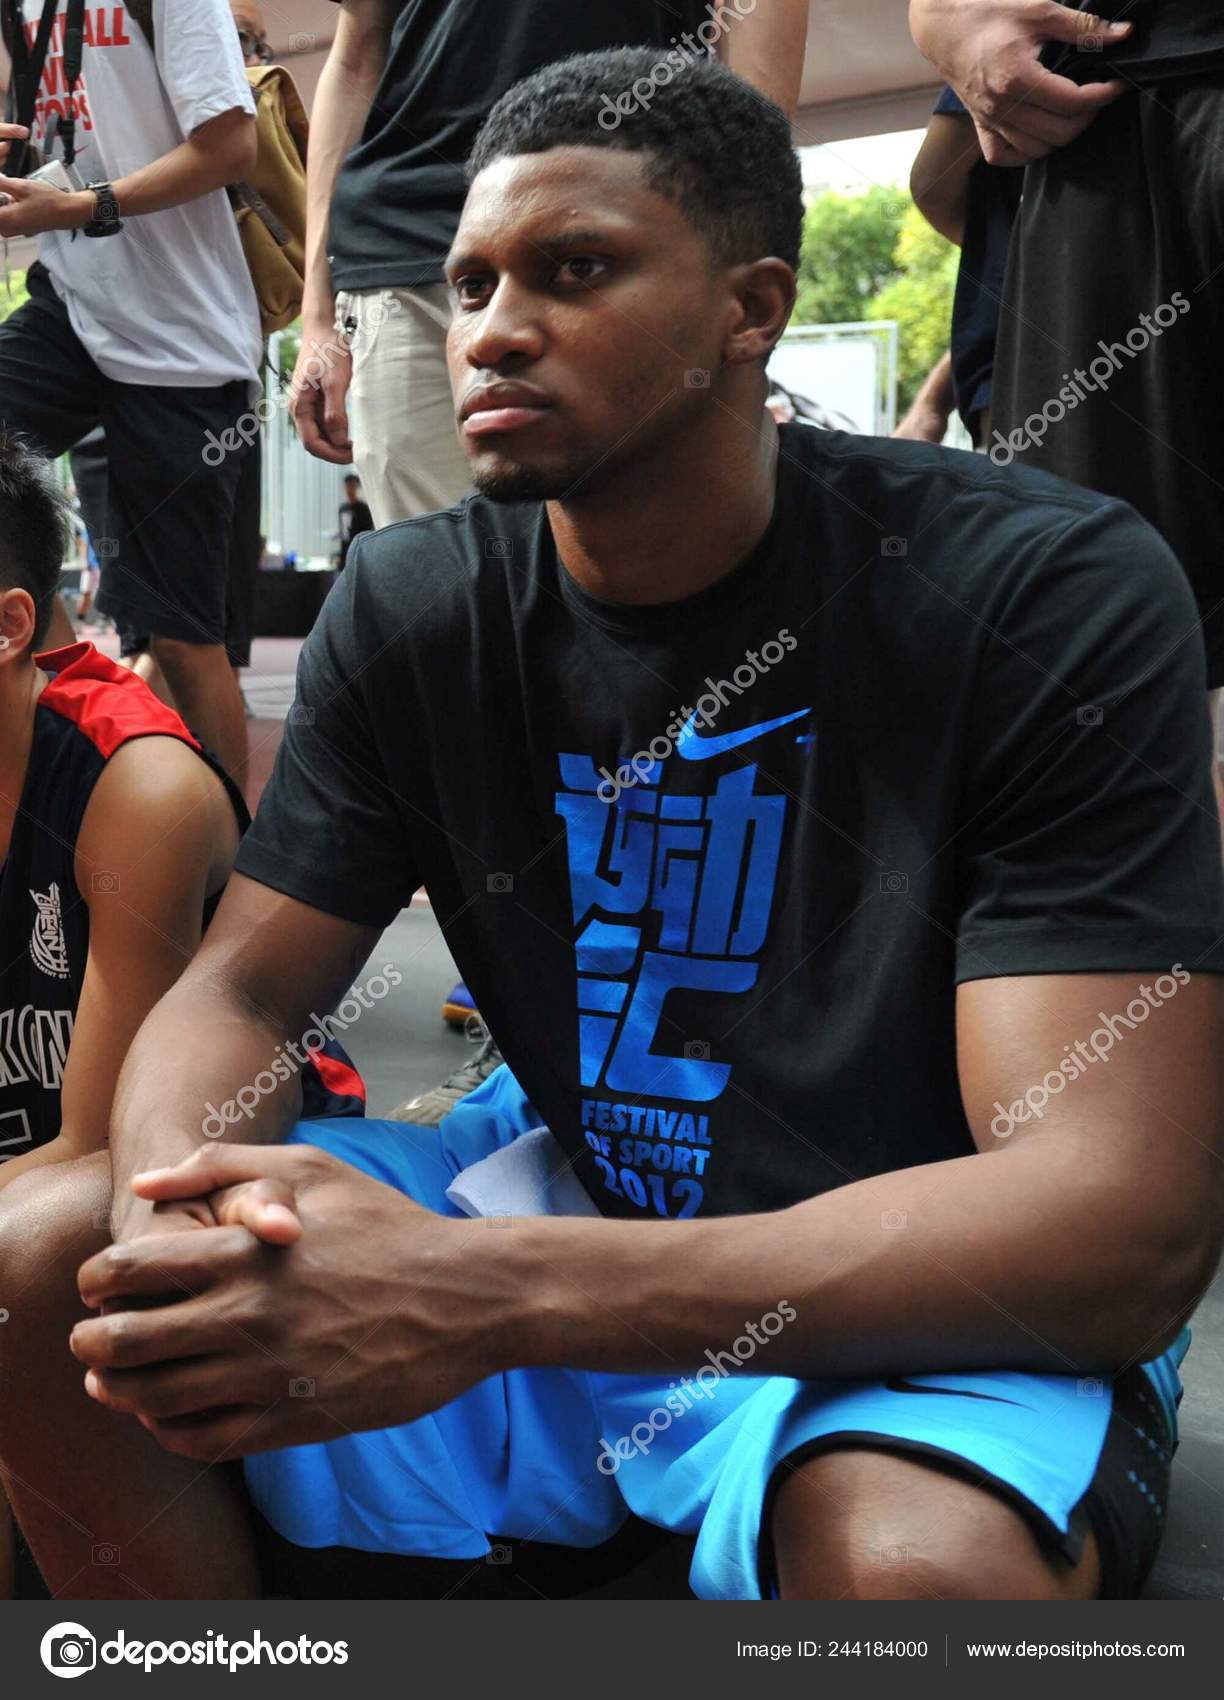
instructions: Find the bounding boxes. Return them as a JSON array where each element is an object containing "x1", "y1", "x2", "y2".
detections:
[
  {"x1": 209, "y1": 1177, "x2": 303, "y2": 1245},
  {"x1": 1035, "y1": 4, "x2": 1130, "y2": 51},
  {"x1": 132, "y1": 1142, "x2": 309, "y2": 1201},
  {"x1": 975, "y1": 118, "x2": 1048, "y2": 167},
  {"x1": 1019, "y1": 70, "x2": 1129, "y2": 120},
  {"x1": 290, "y1": 382, "x2": 330, "y2": 457},
  {"x1": 991, "y1": 95, "x2": 1108, "y2": 152},
  {"x1": 78, "y1": 1221, "x2": 259, "y2": 1309},
  {"x1": 85, "y1": 1357, "x2": 268, "y2": 1421},
  {"x1": 972, "y1": 64, "x2": 1130, "y2": 135},
  {"x1": 144, "y1": 1405, "x2": 291, "y2": 1463},
  {"x1": 73, "y1": 1301, "x2": 233, "y2": 1374}
]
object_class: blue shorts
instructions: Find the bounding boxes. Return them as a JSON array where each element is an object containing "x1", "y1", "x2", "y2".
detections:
[{"x1": 244, "y1": 1068, "x2": 1186, "y2": 1600}]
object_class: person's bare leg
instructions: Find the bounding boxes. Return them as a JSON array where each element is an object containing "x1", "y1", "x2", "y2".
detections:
[
  {"x1": 771, "y1": 1447, "x2": 1101, "y2": 1600},
  {"x1": 149, "y1": 635, "x2": 248, "y2": 791},
  {"x1": 43, "y1": 596, "x2": 77, "y2": 651},
  {"x1": 1209, "y1": 690, "x2": 1223, "y2": 839},
  {"x1": 0, "y1": 1154, "x2": 261, "y2": 1600},
  {"x1": 117, "y1": 649, "x2": 177, "y2": 712},
  {"x1": 0, "y1": 1491, "x2": 14, "y2": 1598}
]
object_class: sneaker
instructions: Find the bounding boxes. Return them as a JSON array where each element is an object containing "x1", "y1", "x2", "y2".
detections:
[
  {"x1": 442, "y1": 980, "x2": 478, "y2": 1027},
  {"x1": 388, "y1": 1034, "x2": 504, "y2": 1125}
]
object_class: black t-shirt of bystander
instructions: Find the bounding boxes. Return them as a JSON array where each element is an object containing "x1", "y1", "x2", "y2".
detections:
[
  {"x1": 236, "y1": 425, "x2": 1224, "y2": 1222},
  {"x1": 326, "y1": 0, "x2": 709, "y2": 292},
  {"x1": 1046, "y1": 1, "x2": 1224, "y2": 83}
]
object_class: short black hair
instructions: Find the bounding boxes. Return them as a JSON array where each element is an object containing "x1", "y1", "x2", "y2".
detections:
[
  {"x1": 468, "y1": 47, "x2": 804, "y2": 273},
  {"x1": 0, "y1": 435, "x2": 69, "y2": 652}
]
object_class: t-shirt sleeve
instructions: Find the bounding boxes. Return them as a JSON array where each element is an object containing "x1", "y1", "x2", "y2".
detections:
[
  {"x1": 154, "y1": 0, "x2": 257, "y2": 137},
  {"x1": 235, "y1": 557, "x2": 421, "y2": 927},
  {"x1": 934, "y1": 85, "x2": 968, "y2": 117},
  {"x1": 955, "y1": 499, "x2": 1224, "y2": 982}
]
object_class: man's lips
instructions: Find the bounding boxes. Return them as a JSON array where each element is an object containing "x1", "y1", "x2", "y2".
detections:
[{"x1": 460, "y1": 383, "x2": 552, "y2": 437}]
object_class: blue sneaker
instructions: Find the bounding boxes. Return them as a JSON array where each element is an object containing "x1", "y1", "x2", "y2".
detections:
[{"x1": 442, "y1": 981, "x2": 477, "y2": 1027}]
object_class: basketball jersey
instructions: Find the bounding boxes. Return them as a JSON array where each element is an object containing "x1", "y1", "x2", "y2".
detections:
[{"x1": 0, "y1": 643, "x2": 364, "y2": 1161}]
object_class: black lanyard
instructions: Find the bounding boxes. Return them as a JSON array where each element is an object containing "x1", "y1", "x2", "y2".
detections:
[{"x1": 3, "y1": 0, "x2": 86, "y2": 173}]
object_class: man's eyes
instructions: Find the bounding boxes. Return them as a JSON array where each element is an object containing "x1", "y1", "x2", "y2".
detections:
[
  {"x1": 452, "y1": 256, "x2": 609, "y2": 304},
  {"x1": 555, "y1": 255, "x2": 608, "y2": 285}
]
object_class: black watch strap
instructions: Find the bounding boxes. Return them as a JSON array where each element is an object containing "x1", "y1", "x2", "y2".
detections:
[{"x1": 83, "y1": 181, "x2": 122, "y2": 237}]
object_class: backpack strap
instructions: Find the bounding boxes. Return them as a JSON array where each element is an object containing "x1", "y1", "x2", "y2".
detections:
[{"x1": 3, "y1": 0, "x2": 61, "y2": 176}]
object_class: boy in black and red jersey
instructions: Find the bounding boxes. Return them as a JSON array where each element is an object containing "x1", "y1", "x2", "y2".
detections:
[{"x1": 0, "y1": 436, "x2": 363, "y2": 1184}]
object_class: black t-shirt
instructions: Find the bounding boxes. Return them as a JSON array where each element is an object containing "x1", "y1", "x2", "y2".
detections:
[
  {"x1": 933, "y1": 88, "x2": 1022, "y2": 438},
  {"x1": 1049, "y1": 1, "x2": 1224, "y2": 83},
  {"x1": 237, "y1": 425, "x2": 1224, "y2": 1221},
  {"x1": 328, "y1": 0, "x2": 709, "y2": 291}
]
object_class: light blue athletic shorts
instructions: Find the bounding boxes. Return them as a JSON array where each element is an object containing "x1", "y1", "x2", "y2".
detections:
[{"x1": 244, "y1": 1067, "x2": 1186, "y2": 1599}]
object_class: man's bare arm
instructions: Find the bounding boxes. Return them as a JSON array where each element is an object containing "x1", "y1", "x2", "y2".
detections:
[
  {"x1": 910, "y1": 111, "x2": 981, "y2": 245},
  {"x1": 76, "y1": 969, "x2": 1223, "y2": 1458},
  {"x1": 107, "y1": 874, "x2": 381, "y2": 1240},
  {"x1": 910, "y1": 0, "x2": 1133, "y2": 165},
  {"x1": 497, "y1": 972, "x2": 1223, "y2": 1381},
  {"x1": 0, "y1": 739, "x2": 236, "y2": 1190},
  {"x1": 0, "y1": 108, "x2": 256, "y2": 239},
  {"x1": 718, "y1": 0, "x2": 810, "y2": 117},
  {"x1": 291, "y1": 0, "x2": 396, "y2": 462}
]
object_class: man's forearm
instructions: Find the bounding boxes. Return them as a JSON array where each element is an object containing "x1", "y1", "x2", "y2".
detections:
[
  {"x1": 718, "y1": 0, "x2": 810, "y2": 117},
  {"x1": 302, "y1": 7, "x2": 392, "y2": 325},
  {"x1": 497, "y1": 1136, "x2": 1219, "y2": 1382},
  {"x1": 108, "y1": 973, "x2": 301, "y2": 1235},
  {"x1": 91, "y1": 109, "x2": 256, "y2": 221}
]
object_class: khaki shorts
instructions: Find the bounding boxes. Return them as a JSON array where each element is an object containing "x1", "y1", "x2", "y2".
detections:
[{"x1": 336, "y1": 283, "x2": 472, "y2": 528}]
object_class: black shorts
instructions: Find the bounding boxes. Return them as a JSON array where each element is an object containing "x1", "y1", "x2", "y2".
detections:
[
  {"x1": 117, "y1": 432, "x2": 263, "y2": 669},
  {"x1": 0, "y1": 262, "x2": 252, "y2": 646},
  {"x1": 992, "y1": 78, "x2": 1224, "y2": 687}
]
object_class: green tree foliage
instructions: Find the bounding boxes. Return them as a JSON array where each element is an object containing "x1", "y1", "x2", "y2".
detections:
[
  {"x1": 868, "y1": 205, "x2": 958, "y2": 414},
  {"x1": 794, "y1": 185, "x2": 909, "y2": 328},
  {"x1": 794, "y1": 188, "x2": 958, "y2": 417},
  {"x1": 0, "y1": 269, "x2": 30, "y2": 324}
]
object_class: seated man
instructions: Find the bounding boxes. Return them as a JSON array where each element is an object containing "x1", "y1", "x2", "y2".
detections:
[
  {"x1": 1, "y1": 50, "x2": 1222, "y2": 1603},
  {"x1": 0, "y1": 438, "x2": 363, "y2": 1593}
]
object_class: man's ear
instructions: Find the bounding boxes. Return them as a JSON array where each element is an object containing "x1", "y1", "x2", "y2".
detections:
[
  {"x1": 0, "y1": 587, "x2": 39, "y2": 659},
  {"x1": 722, "y1": 258, "x2": 796, "y2": 369}
]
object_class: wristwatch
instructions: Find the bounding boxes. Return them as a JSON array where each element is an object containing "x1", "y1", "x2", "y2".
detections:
[{"x1": 82, "y1": 182, "x2": 123, "y2": 238}]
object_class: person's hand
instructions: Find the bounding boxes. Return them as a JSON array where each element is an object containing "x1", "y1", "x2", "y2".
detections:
[
  {"x1": 70, "y1": 1144, "x2": 509, "y2": 1460},
  {"x1": 909, "y1": 0, "x2": 1133, "y2": 165},
  {"x1": 0, "y1": 121, "x2": 29, "y2": 172},
  {"x1": 0, "y1": 174, "x2": 93, "y2": 238},
  {"x1": 290, "y1": 315, "x2": 355, "y2": 464}
]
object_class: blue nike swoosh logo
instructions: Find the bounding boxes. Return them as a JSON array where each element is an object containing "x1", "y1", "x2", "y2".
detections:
[{"x1": 675, "y1": 707, "x2": 811, "y2": 760}]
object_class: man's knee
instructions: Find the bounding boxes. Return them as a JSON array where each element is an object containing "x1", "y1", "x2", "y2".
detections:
[
  {"x1": 148, "y1": 633, "x2": 222, "y2": 674},
  {"x1": 770, "y1": 1446, "x2": 1099, "y2": 1601},
  {"x1": 0, "y1": 1154, "x2": 112, "y2": 1346}
]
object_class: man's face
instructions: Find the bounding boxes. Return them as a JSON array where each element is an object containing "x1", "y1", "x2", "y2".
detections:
[
  {"x1": 231, "y1": 1, "x2": 269, "y2": 66},
  {"x1": 344, "y1": 479, "x2": 360, "y2": 499},
  {"x1": 446, "y1": 147, "x2": 729, "y2": 503}
]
